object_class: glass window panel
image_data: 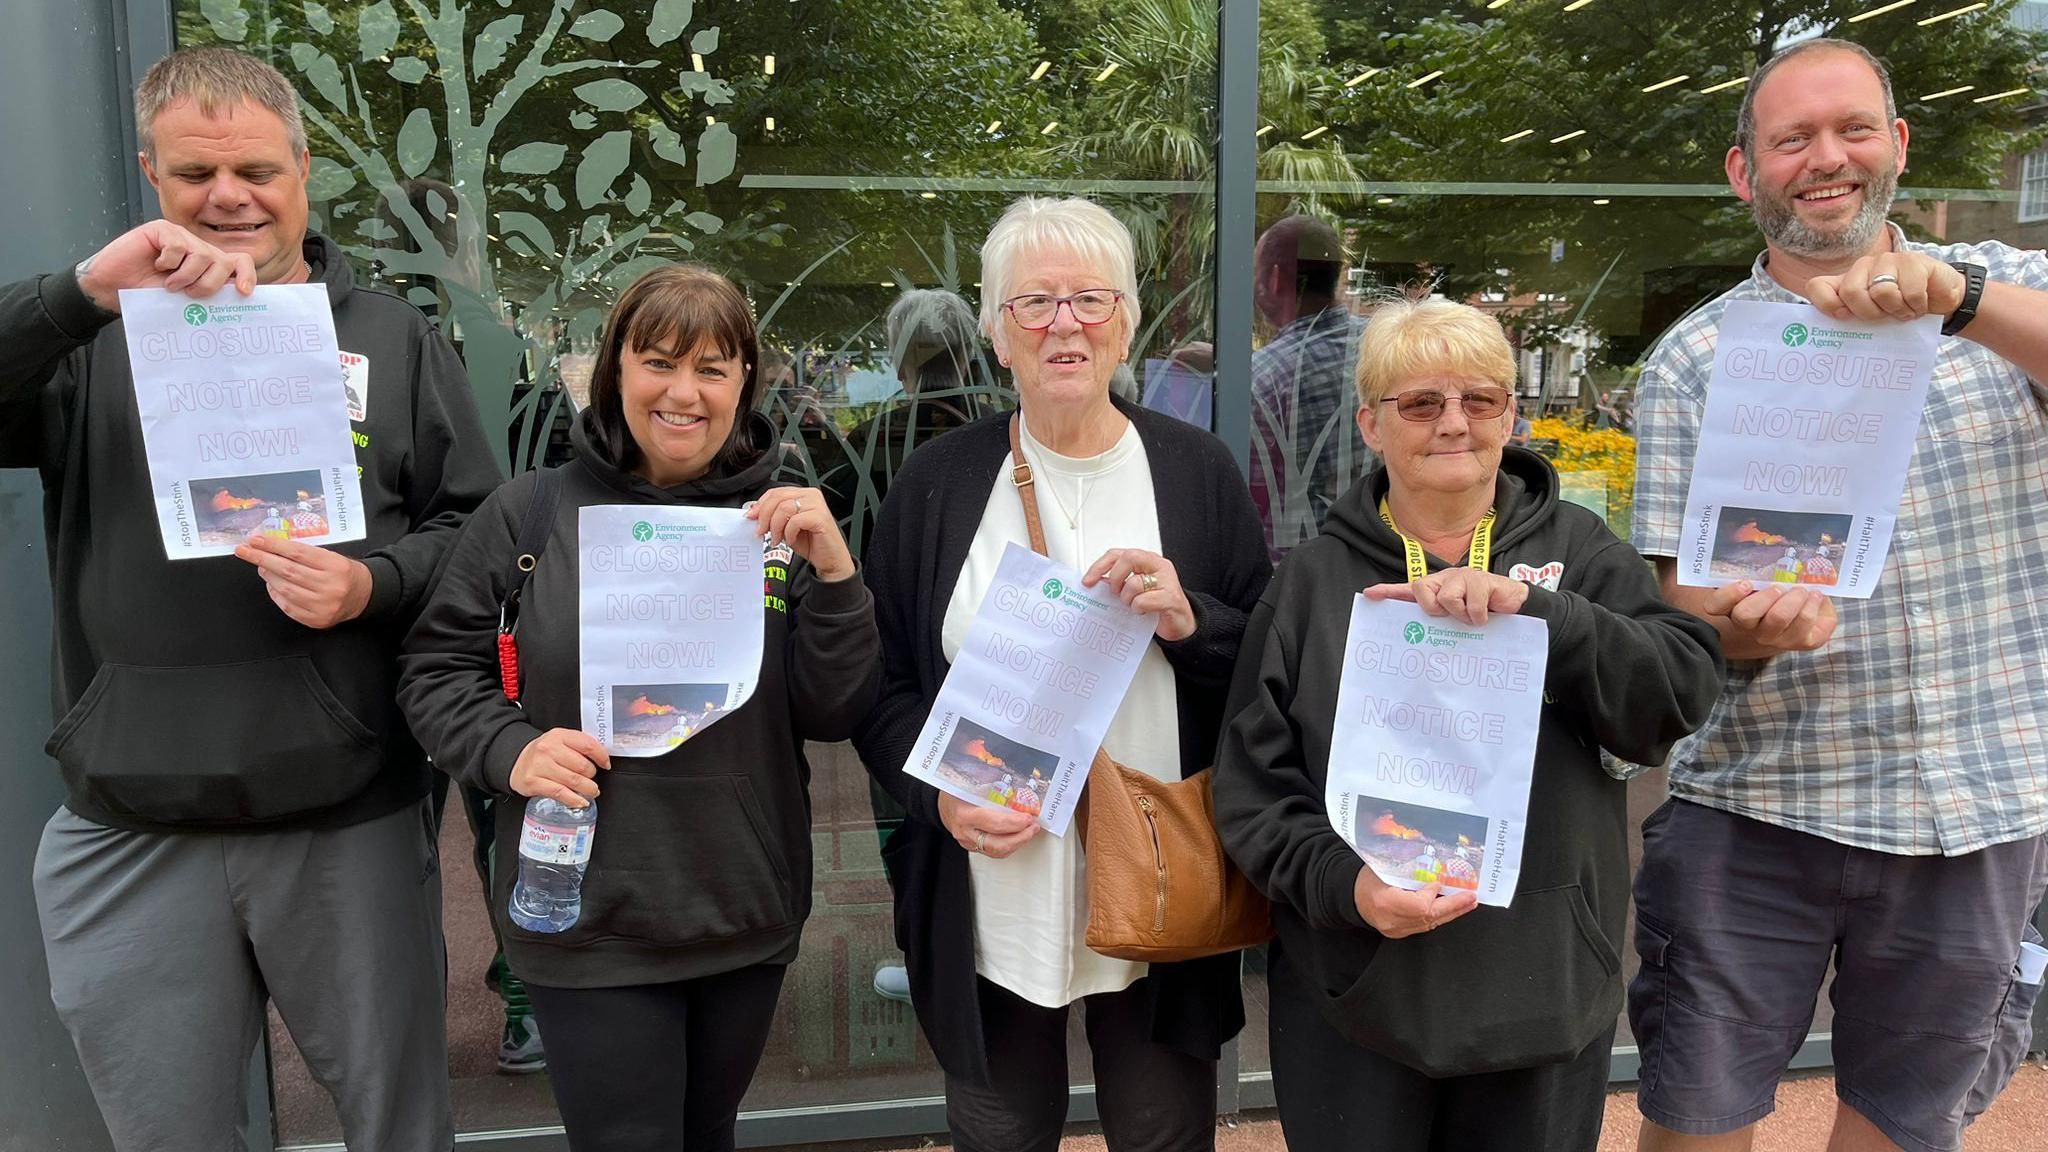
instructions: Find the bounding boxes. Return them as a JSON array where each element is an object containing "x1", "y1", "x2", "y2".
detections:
[{"x1": 172, "y1": 0, "x2": 1217, "y2": 1142}]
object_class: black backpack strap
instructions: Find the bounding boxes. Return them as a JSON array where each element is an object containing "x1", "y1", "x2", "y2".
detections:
[{"x1": 497, "y1": 467, "x2": 563, "y2": 700}]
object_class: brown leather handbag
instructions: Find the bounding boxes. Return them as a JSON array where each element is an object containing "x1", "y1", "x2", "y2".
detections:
[{"x1": 1006, "y1": 417, "x2": 1272, "y2": 963}]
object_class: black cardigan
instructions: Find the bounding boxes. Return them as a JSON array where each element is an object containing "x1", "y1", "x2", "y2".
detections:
[{"x1": 852, "y1": 398, "x2": 1273, "y2": 1086}]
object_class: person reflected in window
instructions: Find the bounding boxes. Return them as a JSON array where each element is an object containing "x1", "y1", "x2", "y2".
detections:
[
  {"x1": 1214, "y1": 300, "x2": 1721, "y2": 1152},
  {"x1": 820, "y1": 288, "x2": 1001, "y2": 553},
  {"x1": 854, "y1": 197, "x2": 1270, "y2": 1152},
  {"x1": 1249, "y1": 215, "x2": 1375, "y2": 562}
]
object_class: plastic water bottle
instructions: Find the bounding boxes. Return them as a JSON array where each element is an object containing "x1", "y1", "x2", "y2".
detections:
[{"x1": 508, "y1": 796, "x2": 597, "y2": 933}]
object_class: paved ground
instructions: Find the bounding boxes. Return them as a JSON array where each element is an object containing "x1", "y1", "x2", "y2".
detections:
[{"x1": 872, "y1": 1064, "x2": 2048, "y2": 1151}]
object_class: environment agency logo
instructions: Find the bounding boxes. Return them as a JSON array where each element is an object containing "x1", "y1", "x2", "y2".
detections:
[
  {"x1": 1041, "y1": 578, "x2": 1064, "y2": 600},
  {"x1": 1781, "y1": 322, "x2": 1809, "y2": 347},
  {"x1": 1403, "y1": 621, "x2": 1427, "y2": 645},
  {"x1": 183, "y1": 304, "x2": 209, "y2": 326},
  {"x1": 632, "y1": 521, "x2": 654, "y2": 542}
]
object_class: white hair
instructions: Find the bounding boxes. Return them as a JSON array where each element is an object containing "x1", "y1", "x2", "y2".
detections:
[{"x1": 978, "y1": 196, "x2": 1142, "y2": 348}]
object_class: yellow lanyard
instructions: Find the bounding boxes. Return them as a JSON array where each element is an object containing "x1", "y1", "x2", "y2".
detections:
[{"x1": 1379, "y1": 497, "x2": 1495, "y2": 582}]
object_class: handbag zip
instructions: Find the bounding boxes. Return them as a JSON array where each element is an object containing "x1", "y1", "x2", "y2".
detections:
[{"x1": 1137, "y1": 795, "x2": 1166, "y2": 933}]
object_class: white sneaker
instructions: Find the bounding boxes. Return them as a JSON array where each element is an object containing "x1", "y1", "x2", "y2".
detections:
[{"x1": 872, "y1": 963, "x2": 912, "y2": 1003}]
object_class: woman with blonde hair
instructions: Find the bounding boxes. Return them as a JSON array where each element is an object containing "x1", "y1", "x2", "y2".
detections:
[{"x1": 1214, "y1": 299, "x2": 1722, "y2": 1151}]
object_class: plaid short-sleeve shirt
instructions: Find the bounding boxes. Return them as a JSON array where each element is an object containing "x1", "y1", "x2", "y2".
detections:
[{"x1": 1633, "y1": 228, "x2": 2048, "y2": 856}]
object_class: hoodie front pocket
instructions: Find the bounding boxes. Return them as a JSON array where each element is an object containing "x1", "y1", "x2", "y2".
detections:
[
  {"x1": 46, "y1": 657, "x2": 382, "y2": 823},
  {"x1": 545, "y1": 773, "x2": 797, "y2": 947},
  {"x1": 1329, "y1": 883, "x2": 1622, "y2": 1077}
]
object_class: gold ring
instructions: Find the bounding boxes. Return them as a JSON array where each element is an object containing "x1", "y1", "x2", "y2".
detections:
[
  {"x1": 793, "y1": 499, "x2": 804, "y2": 513},
  {"x1": 1140, "y1": 572, "x2": 1160, "y2": 592},
  {"x1": 974, "y1": 830, "x2": 987, "y2": 853}
]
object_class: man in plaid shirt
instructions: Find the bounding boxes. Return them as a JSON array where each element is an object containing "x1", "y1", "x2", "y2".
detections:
[
  {"x1": 1629, "y1": 39, "x2": 2048, "y2": 1152},
  {"x1": 1248, "y1": 215, "x2": 1373, "y2": 561}
]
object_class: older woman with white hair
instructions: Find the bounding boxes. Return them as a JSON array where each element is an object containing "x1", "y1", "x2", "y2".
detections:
[
  {"x1": 1213, "y1": 299, "x2": 1722, "y2": 1151},
  {"x1": 854, "y1": 197, "x2": 1272, "y2": 1151}
]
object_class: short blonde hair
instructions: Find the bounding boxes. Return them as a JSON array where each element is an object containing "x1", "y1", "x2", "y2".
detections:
[
  {"x1": 1354, "y1": 298, "x2": 1516, "y2": 407},
  {"x1": 136, "y1": 47, "x2": 307, "y2": 160},
  {"x1": 978, "y1": 196, "x2": 1142, "y2": 345}
]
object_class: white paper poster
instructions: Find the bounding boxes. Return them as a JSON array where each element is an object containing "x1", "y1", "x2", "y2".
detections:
[
  {"x1": 902, "y1": 543, "x2": 1155, "y2": 836},
  {"x1": 578, "y1": 505, "x2": 764, "y2": 757},
  {"x1": 1676, "y1": 300, "x2": 1938, "y2": 599},
  {"x1": 120, "y1": 284, "x2": 366, "y2": 560},
  {"x1": 1327, "y1": 598, "x2": 1548, "y2": 908}
]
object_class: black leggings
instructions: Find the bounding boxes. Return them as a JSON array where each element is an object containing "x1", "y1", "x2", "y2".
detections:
[{"x1": 526, "y1": 964, "x2": 787, "y2": 1152}]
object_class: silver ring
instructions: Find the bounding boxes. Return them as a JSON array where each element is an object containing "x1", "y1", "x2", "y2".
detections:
[
  {"x1": 1140, "y1": 572, "x2": 1160, "y2": 592},
  {"x1": 1868, "y1": 273, "x2": 1900, "y2": 287},
  {"x1": 793, "y1": 498, "x2": 803, "y2": 513},
  {"x1": 974, "y1": 830, "x2": 987, "y2": 854}
]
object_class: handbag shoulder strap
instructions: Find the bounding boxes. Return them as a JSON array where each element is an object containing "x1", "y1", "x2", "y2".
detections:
[
  {"x1": 1007, "y1": 414, "x2": 1051, "y2": 558},
  {"x1": 497, "y1": 466, "x2": 564, "y2": 700},
  {"x1": 1009, "y1": 414, "x2": 1100, "y2": 836}
]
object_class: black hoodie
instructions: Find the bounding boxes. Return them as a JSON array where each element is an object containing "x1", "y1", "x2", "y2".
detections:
[
  {"x1": 1213, "y1": 447, "x2": 1722, "y2": 1076},
  {"x1": 398, "y1": 408, "x2": 880, "y2": 988},
  {"x1": 0, "y1": 234, "x2": 501, "y2": 832}
]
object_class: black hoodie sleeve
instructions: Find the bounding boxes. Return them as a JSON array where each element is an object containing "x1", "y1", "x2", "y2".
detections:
[
  {"x1": 397, "y1": 479, "x2": 543, "y2": 797},
  {"x1": 1517, "y1": 534, "x2": 1725, "y2": 766},
  {"x1": 851, "y1": 479, "x2": 948, "y2": 830},
  {"x1": 1156, "y1": 445, "x2": 1274, "y2": 687},
  {"x1": 357, "y1": 324, "x2": 504, "y2": 623},
  {"x1": 785, "y1": 562, "x2": 882, "y2": 742},
  {"x1": 1, "y1": 271, "x2": 114, "y2": 469},
  {"x1": 1213, "y1": 595, "x2": 1373, "y2": 932}
]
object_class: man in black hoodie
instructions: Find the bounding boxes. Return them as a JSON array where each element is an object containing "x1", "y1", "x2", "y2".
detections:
[{"x1": 0, "y1": 47, "x2": 498, "y2": 1150}]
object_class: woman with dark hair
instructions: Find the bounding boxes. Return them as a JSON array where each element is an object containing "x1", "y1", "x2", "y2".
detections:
[{"x1": 398, "y1": 264, "x2": 879, "y2": 1150}]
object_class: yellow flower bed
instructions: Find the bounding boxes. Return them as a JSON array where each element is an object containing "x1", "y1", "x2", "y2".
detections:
[{"x1": 1531, "y1": 417, "x2": 1636, "y2": 538}]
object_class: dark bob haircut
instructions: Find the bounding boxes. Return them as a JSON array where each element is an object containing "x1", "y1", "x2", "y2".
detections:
[{"x1": 585, "y1": 263, "x2": 765, "y2": 478}]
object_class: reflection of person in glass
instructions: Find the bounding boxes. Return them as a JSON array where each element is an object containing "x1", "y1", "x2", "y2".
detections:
[
  {"x1": 1249, "y1": 215, "x2": 1374, "y2": 561},
  {"x1": 855, "y1": 197, "x2": 1270, "y2": 1151},
  {"x1": 399, "y1": 265, "x2": 879, "y2": 1151},
  {"x1": 1214, "y1": 300, "x2": 1721, "y2": 1152},
  {"x1": 1629, "y1": 38, "x2": 2048, "y2": 1152},
  {"x1": 818, "y1": 288, "x2": 998, "y2": 550}
]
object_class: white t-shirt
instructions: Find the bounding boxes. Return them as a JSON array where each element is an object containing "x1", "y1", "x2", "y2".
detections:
[{"x1": 940, "y1": 413, "x2": 1183, "y2": 1008}]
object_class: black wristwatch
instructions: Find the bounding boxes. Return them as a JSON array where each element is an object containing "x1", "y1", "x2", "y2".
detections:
[{"x1": 1941, "y1": 260, "x2": 1986, "y2": 337}]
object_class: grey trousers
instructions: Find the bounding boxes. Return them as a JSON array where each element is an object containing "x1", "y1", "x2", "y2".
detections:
[{"x1": 33, "y1": 800, "x2": 452, "y2": 1152}]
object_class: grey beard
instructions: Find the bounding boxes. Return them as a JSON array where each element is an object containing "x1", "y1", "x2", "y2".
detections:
[{"x1": 1751, "y1": 165, "x2": 1897, "y2": 259}]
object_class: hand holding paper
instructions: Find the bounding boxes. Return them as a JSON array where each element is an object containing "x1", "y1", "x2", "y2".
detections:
[
  {"x1": 1365, "y1": 568, "x2": 1530, "y2": 628},
  {"x1": 79, "y1": 221, "x2": 259, "y2": 312},
  {"x1": 1353, "y1": 869, "x2": 1478, "y2": 939},
  {"x1": 748, "y1": 486, "x2": 854, "y2": 583},
  {"x1": 1083, "y1": 547, "x2": 1194, "y2": 641},
  {"x1": 235, "y1": 533, "x2": 373, "y2": 628},
  {"x1": 1702, "y1": 580, "x2": 1838, "y2": 656},
  {"x1": 938, "y1": 792, "x2": 1038, "y2": 859}
]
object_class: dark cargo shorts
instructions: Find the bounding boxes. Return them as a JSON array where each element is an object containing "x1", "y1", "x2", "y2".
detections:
[{"x1": 1627, "y1": 799, "x2": 2047, "y2": 1152}]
